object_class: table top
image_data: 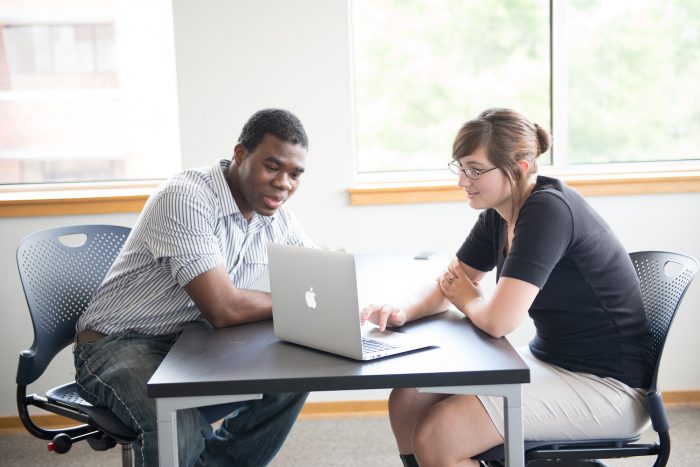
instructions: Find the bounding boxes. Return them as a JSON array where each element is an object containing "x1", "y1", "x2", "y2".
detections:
[{"x1": 147, "y1": 309, "x2": 530, "y2": 399}]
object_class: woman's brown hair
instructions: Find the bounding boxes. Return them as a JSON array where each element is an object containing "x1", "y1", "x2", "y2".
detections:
[{"x1": 452, "y1": 108, "x2": 551, "y2": 221}]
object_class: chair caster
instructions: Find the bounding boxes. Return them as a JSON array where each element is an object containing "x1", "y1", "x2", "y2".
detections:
[{"x1": 88, "y1": 434, "x2": 118, "y2": 451}]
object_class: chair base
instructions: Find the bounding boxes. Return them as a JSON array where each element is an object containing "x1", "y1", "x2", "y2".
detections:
[
  {"x1": 482, "y1": 460, "x2": 608, "y2": 467},
  {"x1": 528, "y1": 461, "x2": 608, "y2": 467},
  {"x1": 475, "y1": 435, "x2": 664, "y2": 467}
]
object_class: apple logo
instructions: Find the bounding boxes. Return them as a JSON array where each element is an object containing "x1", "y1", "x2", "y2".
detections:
[{"x1": 305, "y1": 287, "x2": 317, "y2": 309}]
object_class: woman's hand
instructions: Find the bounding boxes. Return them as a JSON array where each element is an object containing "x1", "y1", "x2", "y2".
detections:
[
  {"x1": 438, "y1": 257, "x2": 483, "y2": 313},
  {"x1": 360, "y1": 304, "x2": 407, "y2": 331}
]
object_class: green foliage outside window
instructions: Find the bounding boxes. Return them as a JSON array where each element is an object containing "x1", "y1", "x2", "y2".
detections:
[
  {"x1": 353, "y1": 0, "x2": 700, "y2": 173},
  {"x1": 567, "y1": 0, "x2": 700, "y2": 164}
]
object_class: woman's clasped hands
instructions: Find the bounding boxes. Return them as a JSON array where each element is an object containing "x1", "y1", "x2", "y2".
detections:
[{"x1": 439, "y1": 257, "x2": 483, "y2": 313}]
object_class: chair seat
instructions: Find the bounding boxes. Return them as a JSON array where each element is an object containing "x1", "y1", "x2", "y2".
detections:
[
  {"x1": 47, "y1": 381, "x2": 238, "y2": 437},
  {"x1": 476, "y1": 436, "x2": 642, "y2": 462},
  {"x1": 47, "y1": 382, "x2": 137, "y2": 441},
  {"x1": 46, "y1": 382, "x2": 92, "y2": 407}
]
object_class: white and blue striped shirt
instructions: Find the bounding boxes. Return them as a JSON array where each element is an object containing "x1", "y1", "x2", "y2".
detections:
[{"x1": 78, "y1": 159, "x2": 314, "y2": 335}]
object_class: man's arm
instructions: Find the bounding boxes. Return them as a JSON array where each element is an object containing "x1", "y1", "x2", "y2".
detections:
[{"x1": 184, "y1": 265, "x2": 271, "y2": 328}]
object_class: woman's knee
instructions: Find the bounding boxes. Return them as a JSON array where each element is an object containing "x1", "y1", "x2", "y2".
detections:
[
  {"x1": 412, "y1": 406, "x2": 447, "y2": 462},
  {"x1": 389, "y1": 387, "x2": 411, "y2": 409},
  {"x1": 388, "y1": 388, "x2": 418, "y2": 422},
  {"x1": 413, "y1": 395, "x2": 499, "y2": 465}
]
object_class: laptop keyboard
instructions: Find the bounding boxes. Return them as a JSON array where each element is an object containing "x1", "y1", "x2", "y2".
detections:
[{"x1": 362, "y1": 337, "x2": 400, "y2": 354}]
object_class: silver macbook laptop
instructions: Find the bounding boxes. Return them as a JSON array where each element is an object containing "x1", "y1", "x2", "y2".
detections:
[{"x1": 268, "y1": 243, "x2": 435, "y2": 360}]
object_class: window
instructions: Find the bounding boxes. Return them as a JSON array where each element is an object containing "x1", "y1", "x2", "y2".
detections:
[
  {"x1": 564, "y1": 0, "x2": 700, "y2": 165},
  {"x1": 0, "y1": 0, "x2": 180, "y2": 185},
  {"x1": 352, "y1": 0, "x2": 700, "y2": 177}
]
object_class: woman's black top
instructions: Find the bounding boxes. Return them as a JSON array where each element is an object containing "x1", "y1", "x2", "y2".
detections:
[{"x1": 457, "y1": 176, "x2": 653, "y2": 389}]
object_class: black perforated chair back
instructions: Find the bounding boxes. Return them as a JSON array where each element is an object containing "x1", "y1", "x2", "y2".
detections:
[
  {"x1": 629, "y1": 251, "x2": 698, "y2": 390},
  {"x1": 16, "y1": 225, "x2": 131, "y2": 386}
]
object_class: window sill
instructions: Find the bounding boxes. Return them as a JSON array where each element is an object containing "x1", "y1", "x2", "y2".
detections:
[
  {"x1": 1, "y1": 169, "x2": 699, "y2": 217},
  {"x1": 0, "y1": 181, "x2": 160, "y2": 218},
  {"x1": 348, "y1": 169, "x2": 700, "y2": 206}
]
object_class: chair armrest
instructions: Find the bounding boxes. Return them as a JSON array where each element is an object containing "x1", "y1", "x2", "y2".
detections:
[
  {"x1": 646, "y1": 391, "x2": 669, "y2": 433},
  {"x1": 16, "y1": 349, "x2": 36, "y2": 386}
]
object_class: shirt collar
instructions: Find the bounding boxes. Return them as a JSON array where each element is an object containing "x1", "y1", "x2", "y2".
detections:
[{"x1": 210, "y1": 159, "x2": 276, "y2": 225}]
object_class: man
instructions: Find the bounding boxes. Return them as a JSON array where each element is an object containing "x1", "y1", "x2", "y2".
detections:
[{"x1": 74, "y1": 109, "x2": 313, "y2": 466}]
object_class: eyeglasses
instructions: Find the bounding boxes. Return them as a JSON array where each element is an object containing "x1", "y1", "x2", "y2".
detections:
[{"x1": 447, "y1": 161, "x2": 499, "y2": 180}]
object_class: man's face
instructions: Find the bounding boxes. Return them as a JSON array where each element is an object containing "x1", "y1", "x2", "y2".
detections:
[{"x1": 232, "y1": 134, "x2": 307, "y2": 219}]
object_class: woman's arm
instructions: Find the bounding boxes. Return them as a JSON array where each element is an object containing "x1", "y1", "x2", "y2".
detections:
[
  {"x1": 361, "y1": 257, "x2": 487, "y2": 331},
  {"x1": 440, "y1": 258, "x2": 538, "y2": 337}
]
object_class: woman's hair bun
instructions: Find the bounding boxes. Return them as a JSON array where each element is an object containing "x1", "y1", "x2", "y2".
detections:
[{"x1": 533, "y1": 123, "x2": 551, "y2": 156}]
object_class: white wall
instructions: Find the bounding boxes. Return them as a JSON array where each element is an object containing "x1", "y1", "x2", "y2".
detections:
[{"x1": 1, "y1": 0, "x2": 699, "y2": 416}]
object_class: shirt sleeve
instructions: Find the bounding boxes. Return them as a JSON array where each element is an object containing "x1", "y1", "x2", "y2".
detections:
[
  {"x1": 500, "y1": 191, "x2": 574, "y2": 288},
  {"x1": 141, "y1": 191, "x2": 224, "y2": 286},
  {"x1": 456, "y1": 209, "x2": 499, "y2": 272}
]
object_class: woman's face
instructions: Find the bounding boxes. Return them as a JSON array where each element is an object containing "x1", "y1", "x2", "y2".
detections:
[{"x1": 456, "y1": 146, "x2": 513, "y2": 215}]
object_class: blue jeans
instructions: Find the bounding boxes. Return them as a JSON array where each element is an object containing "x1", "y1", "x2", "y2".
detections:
[{"x1": 74, "y1": 331, "x2": 308, "y2": 467}]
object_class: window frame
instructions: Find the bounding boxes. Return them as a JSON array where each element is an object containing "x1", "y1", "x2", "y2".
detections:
[
  {"x1": 0, "y1": 9, "x2": 175, "y2": 217},
  {"x1": 0, "y1": 6, "x2": 180, "y2": 195},
  {"x1": 2, "y1": 1, "x2": 700, "y2": 217},
  {"x1": 348, "y1": 0, "x2": 700, "y2": 205}
]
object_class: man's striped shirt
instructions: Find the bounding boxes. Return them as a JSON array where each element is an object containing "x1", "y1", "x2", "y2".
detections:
[{"x1": 77, "y1": 159, "x2": 313, "y2": 335}]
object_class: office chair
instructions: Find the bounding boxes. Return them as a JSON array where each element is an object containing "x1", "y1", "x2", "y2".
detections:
[
  {"x1": 476, "y1": 250, "x2": 698, "y2": 467},
  {"x1": 16, "y1": 224, "x2": 250, "y2": 466},
  {"x1": 16, "y1": 225, "x2": 137, "y2": 465}
]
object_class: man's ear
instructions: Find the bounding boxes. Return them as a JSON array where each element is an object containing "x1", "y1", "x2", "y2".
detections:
[{"x1": 233, "y1": 143, "x2": 247, "y2": 165}]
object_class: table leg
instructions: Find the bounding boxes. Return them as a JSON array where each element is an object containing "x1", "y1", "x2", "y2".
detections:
[
  {"x1": 156, "y1": 399, "x2": 178, "y2": 467},
  {"x1": 502, "y1": 385, "x2": 524, "y2": 467},
  {"x1": 418, "y1": 384, "x2": 524, "y2": 467},
  {"x1": 155, "y1": 393, "x2": 262, "y2": 467}
]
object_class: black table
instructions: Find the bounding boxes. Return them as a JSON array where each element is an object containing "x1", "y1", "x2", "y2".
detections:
[{"x1": 149, "y1": 309, "x2": 529, "y2": 466}]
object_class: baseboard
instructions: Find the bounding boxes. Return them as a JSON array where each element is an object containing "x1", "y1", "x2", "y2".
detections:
[
  {"x1": 298, "y1": 399, "x2": 389, "y2": 419},
  {"x1": 659, "y1": 389, "x2": 700, "y2": 405},
  {"x1": 0, "y1": 400, "x2": 389, "y2": 434},
  {"x1": 2, "y1": 390, "x2": 697, "y2": 433},
  {"x1": 0, "y1": 414, "x2": 76, "y2": 433}
]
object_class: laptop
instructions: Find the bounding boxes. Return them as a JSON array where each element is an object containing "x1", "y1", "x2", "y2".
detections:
[{"x1": 268, "y1": 243, "x2": 435, "y2": 360}]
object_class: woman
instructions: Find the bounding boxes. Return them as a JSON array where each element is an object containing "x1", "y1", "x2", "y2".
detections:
[{"x1": 361, "y1": 108, "x2": 653, "y2": 467}]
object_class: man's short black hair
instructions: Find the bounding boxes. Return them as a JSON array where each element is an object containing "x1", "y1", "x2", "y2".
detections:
[{"x1": 237, "y1": 108, "x2": 308, "y2": 152}]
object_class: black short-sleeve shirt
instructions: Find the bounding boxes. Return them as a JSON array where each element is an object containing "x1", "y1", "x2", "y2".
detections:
[{"x1": 457, "y1": 176, "x2": 653, "y2": 389}]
